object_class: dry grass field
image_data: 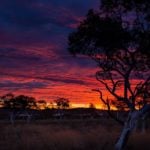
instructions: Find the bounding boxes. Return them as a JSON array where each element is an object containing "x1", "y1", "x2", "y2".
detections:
[{"x1": 0, "y1": 119, "x2": 149, "y2": 150}]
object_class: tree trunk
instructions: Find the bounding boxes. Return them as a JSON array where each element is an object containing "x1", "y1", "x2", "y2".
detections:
[
  {"x1": 10, "y1": 112, "x2": 15, "y2": 125},
  {"x1": 115, "y1": 126, "x2": 131, "y2": 150},
  {"x1": 115, "y1": 111, "x2": 139, "y2": 150},
  {"x1": 115, "y1": 105, "x2": 150, "y2": 150},
  {"x1": 115, "y1": 123, "x2": 132, "y2": 149}
]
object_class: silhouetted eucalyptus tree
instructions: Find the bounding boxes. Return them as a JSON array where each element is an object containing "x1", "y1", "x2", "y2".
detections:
[
  {"x1": 1, "y1": 93, "x2": 36, "y2": 110},
  {"x1": 1, "y1": 93, "x2": 36, "y2": 124},
  {"x1": 13, "y1": 95, "x2": 36, "y2": 110},
  {"x1": 37, "y1": 100, "x2": 47, "y2": 109},
  {"x1": 1, "y1": 93, "x2": 15, "y2": 109},
  {"x1": 68, "y1": 1, "x2": 150, "y2": 149},
  {"x1": 89, "y1": 103, "x2": 96, "y2": 109},
  {"x1": 55, "y1": 97, "x2": 70, "y2": 109}
]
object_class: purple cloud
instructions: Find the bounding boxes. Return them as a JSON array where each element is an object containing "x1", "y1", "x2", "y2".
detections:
[{"x1": 0, "y1": 0, "x2": 100, "y2": 105}]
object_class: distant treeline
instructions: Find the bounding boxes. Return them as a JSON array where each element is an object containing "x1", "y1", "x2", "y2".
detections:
[{"x1": 0, "y1": 93, "x2": 96, "y2": 110}]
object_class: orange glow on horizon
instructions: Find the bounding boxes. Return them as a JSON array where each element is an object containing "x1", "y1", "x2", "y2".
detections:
[{"x1": 0, "y1": 70, "x2": 143, "y2": 109}]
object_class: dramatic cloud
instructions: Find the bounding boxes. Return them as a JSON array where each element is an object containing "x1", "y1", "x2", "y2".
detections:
[{"x1": 0, "y1": 0, "x2": 102, "y2": 107}]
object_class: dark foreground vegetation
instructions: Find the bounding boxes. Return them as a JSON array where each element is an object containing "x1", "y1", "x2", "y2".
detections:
[{"x1": 0, "y1": 118, "x2": 149, "y2": 150}]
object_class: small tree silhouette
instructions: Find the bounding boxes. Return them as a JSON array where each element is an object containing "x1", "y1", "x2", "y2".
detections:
[
  {"x1": 1, "y1": 93, "x2": 15, "y2": 109},
  {"x1": 1, "y1": 93, "x2": 36, "y2": 110},
  {"x1": 37, "y1": 100, "x2": 47, "y2": 109},
  {"x1": 54, "y1": 97, "x2": 70, "y2": 109},
  {"x1": 1, "y1": 93, "x2": 37, "y2": 124},
  {"x1": 13, "y1": 95, "x2": 36, "y2": 110},
  {"x1": 89, "y1": 103, "x2": 96, "y2": 109}
]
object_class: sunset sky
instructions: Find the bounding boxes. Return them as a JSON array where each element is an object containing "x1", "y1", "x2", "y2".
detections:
[{"x1": 0, "y1": 0, "x2": 108, "y2": 108}]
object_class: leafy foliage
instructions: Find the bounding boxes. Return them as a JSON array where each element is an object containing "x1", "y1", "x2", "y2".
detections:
[
  {"x1": 68, "y1": 1, "x2": 150, "y2": 149},
  {"x1": 1, "y1": 93, "x2": 36, "y2": 110},
  {"x1": 55, "y1": 97, "x2": 70, "y2": 109},
  {"x1": 68, "y1": 0, "x2": 150, "y2": 111}
]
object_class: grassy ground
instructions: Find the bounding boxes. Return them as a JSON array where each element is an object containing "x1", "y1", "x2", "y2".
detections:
[{"x1": 0, "y1": 119, "x2": 149, "y2": 150}]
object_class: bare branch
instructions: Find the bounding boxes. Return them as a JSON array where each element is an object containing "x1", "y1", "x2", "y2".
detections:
[
  {"x1": 96, "y1": 72, "x2": 123, "y2": 100},
  {"x1": 134, "y1": 76, "x2": 150, "y2": 98},
  {"x1": 92, "y1": 89, "x2": 124, "y2": 125},
  {"x1": 109, "y1": 74, "x2": 123, "y2": 93}
]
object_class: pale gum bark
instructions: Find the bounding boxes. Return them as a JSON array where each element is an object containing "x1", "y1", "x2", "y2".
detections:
[
  {"x1": 115, "y1": 105, "x2": 150, "y2": 150},
  {"x1": 115, "y1": 111, "x2": 140, "y2": 150}
]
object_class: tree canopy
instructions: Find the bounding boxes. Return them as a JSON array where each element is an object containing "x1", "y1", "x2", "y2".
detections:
[
  {"x1": 54, "y1": 97, "x2": 70, "y2": 109},
  {"x1": 1, "y1": 93, "x2": 36, "y2": 110},
  {"x1": 68, "y1": 1, "x2": 150, "y2": 149},
  {"x1": 68, "y1": 0, "x2": 150, "y2": 111}
]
